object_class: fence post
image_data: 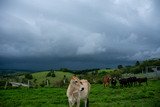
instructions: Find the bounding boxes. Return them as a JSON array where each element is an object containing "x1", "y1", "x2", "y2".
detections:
[
  {"x1": 47, "y1": 79, "x2": 49, "y2": 87},
  {"x1": 145, "y1": 67, "x2": 148, "y2": 73},
  {"x1": 28, "y1": 80, "x2": 30, "y2": 88},
  {"x1": 4, "y1": 81, "x2": 8, "y2": 89}
]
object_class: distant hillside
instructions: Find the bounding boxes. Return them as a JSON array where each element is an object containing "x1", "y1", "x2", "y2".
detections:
[
  {"x1": 0, "y1": 69, "x2": 34, "y2": 73},
  {"x1": 0, "y1": 69, "x2": 35, "y2": 77}
]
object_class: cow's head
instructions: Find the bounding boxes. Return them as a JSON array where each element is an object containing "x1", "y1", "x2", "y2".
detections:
[{"x1": 70, "y1": 76, "x2": 84, "y2": 91}]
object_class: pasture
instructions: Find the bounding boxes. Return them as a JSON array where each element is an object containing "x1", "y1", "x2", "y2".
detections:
[
  {"x1": 0, "y1": 79, "x2": 160, "y2": 107},
  {"x1": 32, "y1": 71, "x2": 73, "y2": 85}
]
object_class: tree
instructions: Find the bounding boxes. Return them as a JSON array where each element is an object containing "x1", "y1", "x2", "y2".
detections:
[
  {"x1": 25, "y1": 74, "x2": 33, "y2": 79},
  {"x1": 135, "y1": 61, "x2": 140, "y2": 66},
  {"x1": 40, "y1": 81, "x2": 45, "y2": 87},
  {"x1": 130, "y1": 66, "x2": 141, "y2": 74},
  {"x1": 118, "y1": 65, "x2": 123, "y2": 69},
  {"x1": 60, "y1": 68, "x2": 72, "y2": 72},
  {"x1": 51, "y1": 73, "x2": 56, "y2": 77},
  {"x1": 46, "y1": 72, "x2": 51, "y2": 77},
  {"x1": 46, "y1": 71, "x2": 56, "y2": 77},
  {"x1": 110, "y1": 69, "x2": 122, "y2": 78}
]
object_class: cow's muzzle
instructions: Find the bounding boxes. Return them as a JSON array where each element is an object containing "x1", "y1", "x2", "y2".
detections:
[{"x1": 81, "y1": 87, "x2": 84, "y2": 91}]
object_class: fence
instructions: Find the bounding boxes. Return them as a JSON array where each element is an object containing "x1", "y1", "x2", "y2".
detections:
[{"x1": 122, "y1": 71, "x2": 160, "y2": 79}]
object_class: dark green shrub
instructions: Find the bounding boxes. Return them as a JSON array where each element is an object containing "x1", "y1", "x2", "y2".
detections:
[
  {"x1": 130, "y1": 66, "x2": 142, "y2": 74},
  {"x1": 51, "y1": 73, "x2": 56, "y2": 77},
  {"x1": 46, "y1": 71, "x2": 56, "y2": 77},
  {"x1": 25, "y1": 74, "x2": 33, "y2": 79},
  {"x1": 110, "y1": 70, "x2": 122, "y2": 78},
  {"x1": 46, "y1": 72, "x2": 51, "y2": 77},
  {"x1": 40, "y1": 81, "x2": 45, "y2": 87}
]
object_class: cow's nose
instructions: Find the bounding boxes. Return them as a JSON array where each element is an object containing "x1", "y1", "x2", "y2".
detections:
[{"x1": 81, "y1": 87, "x2": 84, "y2": 91}]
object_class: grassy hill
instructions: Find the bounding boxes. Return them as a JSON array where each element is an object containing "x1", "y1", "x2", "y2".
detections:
[{"x1": 30, "y1": 71, "x2": 73, "y2": 87}]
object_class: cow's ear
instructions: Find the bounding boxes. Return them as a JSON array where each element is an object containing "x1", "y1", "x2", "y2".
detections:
[{"x1": 72, "y1": 75, "x2": 76, "y2": 79}]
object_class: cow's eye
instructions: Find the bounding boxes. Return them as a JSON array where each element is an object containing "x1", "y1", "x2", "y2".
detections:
[{"x1": 75, "y1": 81, "x2": 78, "y2": 83}]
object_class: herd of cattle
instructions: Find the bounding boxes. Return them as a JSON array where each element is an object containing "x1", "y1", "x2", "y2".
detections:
[{"x1": 103, "y1": 76, "x2": 148, "y2": 87}]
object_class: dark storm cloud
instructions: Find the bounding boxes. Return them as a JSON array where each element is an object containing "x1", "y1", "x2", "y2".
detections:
[{"x1": 0, "y1": 0, "x2": 160, "y2": 70}]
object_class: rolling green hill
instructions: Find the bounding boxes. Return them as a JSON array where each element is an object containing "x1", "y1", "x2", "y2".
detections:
[{"x1": 30, "y1": 71, "x2": 73, "y2": 87}]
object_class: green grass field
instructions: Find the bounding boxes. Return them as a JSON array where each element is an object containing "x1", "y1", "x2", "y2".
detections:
[{"x1": 0, "y1": 79, "x2": 160, "y2": 107}]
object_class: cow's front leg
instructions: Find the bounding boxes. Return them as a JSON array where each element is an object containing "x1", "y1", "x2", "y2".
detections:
[
  {"x1": 68, "y1": 98, "x2": 74, "y2": 107},
  {"x1": 68, "y1": 100, "x2": 72, "y2": 107},
  {"x1": 76, "y1": 98, "x2": 80, "y2": 107},
  {"x1": 84, "y1": 98, "x2": 87, "y2": 107}
]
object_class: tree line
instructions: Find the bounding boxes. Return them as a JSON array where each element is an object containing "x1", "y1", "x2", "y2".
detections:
[{"x1": 118, "y1": 58, "x2": 160, "y2": 74}]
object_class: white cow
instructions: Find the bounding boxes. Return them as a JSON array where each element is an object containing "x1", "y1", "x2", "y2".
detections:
[{"x1": 66, "y1": 76, "x2": 91, "y2": 107}]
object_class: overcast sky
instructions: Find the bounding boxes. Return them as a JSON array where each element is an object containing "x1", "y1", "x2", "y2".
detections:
[{"x1": 0, "y1": 0, "x2": 160, "y2": 70}]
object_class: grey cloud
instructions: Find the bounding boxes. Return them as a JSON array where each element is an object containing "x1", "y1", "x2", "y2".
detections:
[{"x1": 0, "y1": 0, "x2": 160, "y2": 70}]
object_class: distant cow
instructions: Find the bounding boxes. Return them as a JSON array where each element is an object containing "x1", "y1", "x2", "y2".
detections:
[
  {"x1": 119, "y1": 78, "x2": 128, "y2": 87},
  {"x1": 119, "y1": 76, "x2": 138, "y2": 87},
  {"x1": 137, "y1": 77, "x2": 148, "y2": 85},
  {"x1": 110, "y1": 77, "x2": 117, "y2": 87},
  {"x1": 127, "y1": 77, "x2": 137, "y2": 86},
  {"x1": 66, "y1": 76, "x2": 91, "y2": 107},
  {"x1": 103, "y1": 75, "x2": 110, "y2": 87},
  {"x1": 131, "y1": 76, "x2": 137, "y2": 86}
]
